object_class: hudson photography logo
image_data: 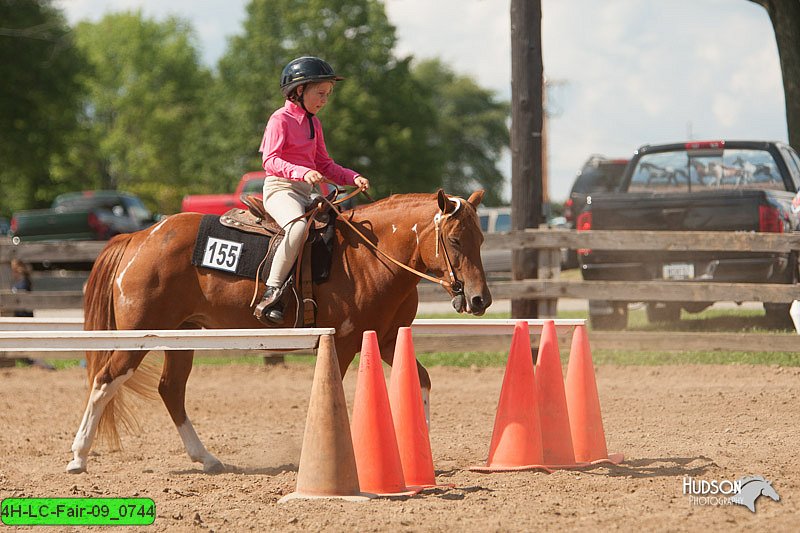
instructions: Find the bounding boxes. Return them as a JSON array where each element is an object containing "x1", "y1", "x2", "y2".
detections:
[{"x1": 683, "y1": 475, "x2": 780, "y2": 512}]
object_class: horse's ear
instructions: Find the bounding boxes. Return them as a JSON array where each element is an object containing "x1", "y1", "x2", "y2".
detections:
[
  {"x1": 437, "y1": 189, "x2": 456, "y2": 214},
  {"x1": 467, "y1": 190, "x2": 485, "y2": 209}
]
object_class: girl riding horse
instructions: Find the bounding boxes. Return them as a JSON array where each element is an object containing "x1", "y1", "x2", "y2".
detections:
[{"x1": 67, "y1": 189, "x2": 491, "y2": 474}]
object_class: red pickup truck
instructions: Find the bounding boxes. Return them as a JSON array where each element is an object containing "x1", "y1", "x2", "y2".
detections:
[{"x1": 180, "y1": 172, "x2": 266, "y2": 215}]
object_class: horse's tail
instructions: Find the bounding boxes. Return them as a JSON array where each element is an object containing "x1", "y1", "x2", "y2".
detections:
[{"x1": 84, "y1": 234, "x2": 160, "y2": 449}]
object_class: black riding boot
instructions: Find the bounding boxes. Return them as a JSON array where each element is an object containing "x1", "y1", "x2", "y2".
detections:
[{"x1": 254, "y1": 285, "x2": 284, "y2": 324}]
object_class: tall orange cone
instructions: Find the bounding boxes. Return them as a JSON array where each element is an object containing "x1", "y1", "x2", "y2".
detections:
[
  {"x1": 351, "y1": 331, "x2": 417, "y2": 495},
  {"x1": 471, "y1": 321, "x2": 550, "y2": 473},
  {"x1": 565, "y1": 325, "x2": 623, "y2": 465},
  {"x1": 388, "y1": 327, "x2": 437, "y2": 487},
  {"x1": 535, "y1": 320, "x2": 580, "y2": 468},
  {"x1": 279, "y1": 334, "x2": 370, "y2": 502}
]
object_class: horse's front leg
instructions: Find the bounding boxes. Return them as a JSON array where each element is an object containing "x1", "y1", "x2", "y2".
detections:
[
  {"x1": 378, "y1": 292, "x2": 432, "y2": 426},
  {"x1": 159, "y1": 350, "x2": 224, "y2": 474}
]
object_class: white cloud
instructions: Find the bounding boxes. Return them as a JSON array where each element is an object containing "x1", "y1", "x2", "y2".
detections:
[{"x1": 55, "y1": 0, "x2": 789, "y2": 201}]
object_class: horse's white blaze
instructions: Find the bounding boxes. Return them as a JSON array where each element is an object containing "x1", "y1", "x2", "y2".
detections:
[
  {"x1": 177, "y1": 418, "x2": 220, "y2": 469},
  {"x1": 411, "y1": 224, "x2": 419, "y2": 245},
  {"x1": 421, "y1": 386, "x2": 431, "y2": 428},
  {"x1": 116, "y1": 218, "x2": 168, "y2": 308},
  {"x1": 68, "y1": 369, "x2": 134, "y2": 472},
  {"x1": 392, "y1": 224, "x2": 397, "y2": 234}
]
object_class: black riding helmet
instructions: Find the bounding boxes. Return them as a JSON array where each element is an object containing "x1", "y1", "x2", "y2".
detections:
[{"x1": 280, "y1": 56, "x2": 345, "y2": 99}]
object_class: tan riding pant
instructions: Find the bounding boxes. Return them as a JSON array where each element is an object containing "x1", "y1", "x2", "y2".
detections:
[{"x1": 262, "y1": 176, "x2": 312, "y2": 287}]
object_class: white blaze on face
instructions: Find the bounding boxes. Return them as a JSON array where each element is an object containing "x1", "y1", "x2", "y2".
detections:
[
  {"x1": 392, "y1": 224, "x2": 397, "y2": 234},
  {"x1": 411, "y1": 224, "x2": 419, "y2": 246}
]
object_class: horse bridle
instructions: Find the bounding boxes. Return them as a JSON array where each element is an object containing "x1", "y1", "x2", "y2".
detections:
[{"x1": 319, "y1": 181, "x2": 465, "y2": 298}]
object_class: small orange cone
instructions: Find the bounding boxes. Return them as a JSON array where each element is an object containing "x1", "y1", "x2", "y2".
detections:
[
  {"x1": 388, "y1": 327, "x2": 437, "y2": 487},
  {"x1": 471, "y1": 321, "x2": 551, "y2": 473},
  {"x1": 351, "y1": 331, "x2": 417, "y2": 495},
  {"x1": 280, "y1": 334, "x2": 370, "y2": 502},
  {"x1": 565, "y1": 325, "x2": 623, "y2": 465},
  {"x1": 535, "y1": 320, "x2": 581, "y2": 469}
]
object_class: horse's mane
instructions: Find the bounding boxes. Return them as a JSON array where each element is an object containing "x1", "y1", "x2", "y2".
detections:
[
  {"x1": 344, "y1": 191, "x2": 473, "y2": 220},
  {"x1": 347, "y1": 192, "x2": 433, "y2": 213}
]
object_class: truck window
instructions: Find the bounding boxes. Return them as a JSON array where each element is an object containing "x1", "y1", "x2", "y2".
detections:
[
  {"x1": 479, "y1": 214, "x2": 489, "y2": 232},
  {"x1": 121, "y1": 196, "x2": 153, "y2": 222},
  {"x1": 629, "y1": 152, "x2": 689, "y2": 192},
  {"x1": 780, "y1": 147, "x2": 800, "y2": 191},
  {"x1": 629, "y1": 149, "x2": 785, "y2": 193},
  {"x1": 495, "y1": 213, "x2": 511, "y2": 232}
]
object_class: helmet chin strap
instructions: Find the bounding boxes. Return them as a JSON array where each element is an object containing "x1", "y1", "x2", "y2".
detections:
[{"x1": 294, "y1": 89, "x2": 316, "y2": 139}]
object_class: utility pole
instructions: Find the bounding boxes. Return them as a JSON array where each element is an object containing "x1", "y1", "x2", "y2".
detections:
[{"x1": 510, "y1": 0, "x2": 545, "y2": 318}]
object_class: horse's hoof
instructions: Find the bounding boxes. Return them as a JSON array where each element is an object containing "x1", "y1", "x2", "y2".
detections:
[
  {"x1": 203, "y1": 460, "x2": 225, "y2": 474},
  {"x1": 66, "y1": 460, "x2": 87, "y2": 474}
]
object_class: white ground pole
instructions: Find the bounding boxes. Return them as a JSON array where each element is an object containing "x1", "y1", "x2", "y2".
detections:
[
  {"x1": 791, "y1": 301, "x2": 800, "y2": 334},
  {"x1": 0, "y1": 326, "x2": 333, "y2": 474}
]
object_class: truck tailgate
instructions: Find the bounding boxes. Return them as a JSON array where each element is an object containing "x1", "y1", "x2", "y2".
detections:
[{"x1": 590, "y1": 190, "x2": 781, "y2": 231}]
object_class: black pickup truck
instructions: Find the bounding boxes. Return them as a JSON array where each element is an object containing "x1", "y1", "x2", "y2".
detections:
[{"x1": 578, "y1": 140, "x2": 800, "y2": 329}]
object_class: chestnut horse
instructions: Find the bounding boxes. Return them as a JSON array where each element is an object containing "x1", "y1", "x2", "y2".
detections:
[{"x1": 67, "y1": 189, "x2": 491, "y2": 474}]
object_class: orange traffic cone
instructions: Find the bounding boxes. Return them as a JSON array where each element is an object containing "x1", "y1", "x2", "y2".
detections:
[
  {"x1": 351, "y1": 331, "x2": 417, "y2": 495},
  {"x1": 388, "y1": 327, "x2": 437, "y2": 487},
  {"x1": 535, "y1": 320, "x2": 581, "y2": 469},
  {"x1": 565, "y1": 325, "x2": 623, "y2": 465},
  {"x1": 279, "y1": 334, "x2": 370, "y2": 502},
  {"x1": 471, "y1": 321, "x2": 550, "y2": 473}
]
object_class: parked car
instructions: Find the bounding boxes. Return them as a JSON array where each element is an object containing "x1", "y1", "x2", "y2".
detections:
[
  {"x1": 478, "y1": 206, "x2": 571, "y2": 275},
  {"x1": 478, "y1": 206, "x2": 511, "y2": 234},
  {"x1": 579, "y1": 140, "x2": 800, "y2": 330},
  {"x1": 10, "y1": 191, "x2": 158, "y2": 243},
  {"x1": 561, "y1": 156, "x2": 629, "y2": 269},
  {"x1": 181, "y1": 171, "x2": 265, "y2": 215},
  {"x1": 564, "y1": 155, "x2": 630, "y2": 225}
]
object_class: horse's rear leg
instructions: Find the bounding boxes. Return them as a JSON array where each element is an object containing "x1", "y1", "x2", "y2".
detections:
[
  {"x1": 67, "y1": 350, "x2": 146, "y2": 474},
  {"x1": 160, "y1": 351, "x2": 224, "y2": 474}
]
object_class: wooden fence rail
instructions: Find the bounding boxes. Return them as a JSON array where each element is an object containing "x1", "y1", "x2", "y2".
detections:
[
  {"x1": 1, "y1": 232, "x2": 798, "y2": 353},
  {"x1": 5, "y1": 232, "x2": 800, "y2": 310}
]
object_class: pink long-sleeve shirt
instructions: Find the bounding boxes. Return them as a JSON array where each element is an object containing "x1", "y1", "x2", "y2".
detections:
[{"x1": 259, "y1": 100, "x2": 358, "y2": 186}]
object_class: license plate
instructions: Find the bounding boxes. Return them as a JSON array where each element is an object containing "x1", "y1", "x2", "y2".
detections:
[{"x1": 662, "y1": 263, "x2": 694, "y2": 280}]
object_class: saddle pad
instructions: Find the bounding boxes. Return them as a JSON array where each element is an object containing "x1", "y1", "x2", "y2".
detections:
[
  {"x1": 191, "y1": 215, "x2": 273, "y2": 279},
  {"x1": 191, "y1": 215, "x2": 335, "y2": 283}
]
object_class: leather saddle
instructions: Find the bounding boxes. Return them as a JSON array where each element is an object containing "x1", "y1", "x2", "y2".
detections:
[{"x1": 219, "y1": 193, "x2": 335, "y2": 237}]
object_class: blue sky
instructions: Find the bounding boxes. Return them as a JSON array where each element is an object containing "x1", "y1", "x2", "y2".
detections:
[{"x1": 56, "y1": 0, "x2": 787, "y2": 202}]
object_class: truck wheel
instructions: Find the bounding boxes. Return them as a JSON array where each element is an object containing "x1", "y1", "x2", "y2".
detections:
[
  {"x1": 646, "y1": 302, "x2": 681, "y2": 323},
  {"x1": 764, "y1": 303, "x2": 793, "y2": 330},
  {"x1": 589, "y1": 302, "x2": 628, "y2": 330}
]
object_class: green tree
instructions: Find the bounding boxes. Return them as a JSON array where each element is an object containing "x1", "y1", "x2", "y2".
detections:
[
  {"x1": 68, "y1": 11, "x2": 211, "y2": 212},
  {"x1": 207, "y1": 0, "x2": 441, "y2": 197},
  {"x1": 412, "y1": 59, "x2": 509, "y2": 206},
  {"x1": 749, "y1": 0, "x2": 800, "y2": 154},
  {"x1": 0, "y1": 0, "x2": 84, "y2": 213}
]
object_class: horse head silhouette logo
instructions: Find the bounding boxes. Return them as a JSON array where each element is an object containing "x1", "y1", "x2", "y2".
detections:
[{"x1": 730, "y1": 476, "x2": 780, "y2": 513}]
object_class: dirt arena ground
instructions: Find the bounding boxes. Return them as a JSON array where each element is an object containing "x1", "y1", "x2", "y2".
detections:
[{"x1": 1, "y1": 361, "x2": 797, "y2": 532}]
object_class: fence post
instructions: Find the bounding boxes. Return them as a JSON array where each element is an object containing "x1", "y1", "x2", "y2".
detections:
[{"x1": 537, "y1": 245, "x2": 560, "y2": 317}]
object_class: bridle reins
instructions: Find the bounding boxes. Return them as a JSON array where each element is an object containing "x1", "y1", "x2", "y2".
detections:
[{"x1": 319, "y1": 181, "x2": 465, "y2": 297}]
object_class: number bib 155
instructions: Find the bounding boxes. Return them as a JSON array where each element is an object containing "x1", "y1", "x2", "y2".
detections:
[{"x1": 201, "y1": 237, "x2": 243, "y2": 273}]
